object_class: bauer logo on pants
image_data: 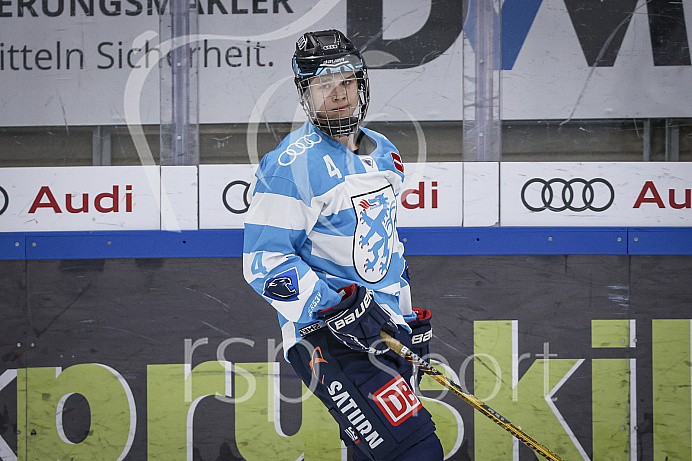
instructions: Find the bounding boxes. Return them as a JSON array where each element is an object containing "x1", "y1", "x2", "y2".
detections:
[
  {"x1": 373, "y1": 375, "x2": 422, "y2": 426},
  {"x1": 351, "y1": 186, "x2": 396, "y2": 283}
]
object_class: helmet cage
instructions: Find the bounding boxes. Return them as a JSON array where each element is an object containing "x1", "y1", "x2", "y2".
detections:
[{"x1": 292, "y1": 30, "x2": 370, "y2": 137}]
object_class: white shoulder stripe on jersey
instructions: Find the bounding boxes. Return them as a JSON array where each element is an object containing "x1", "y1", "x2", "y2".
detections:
[
  {"x1": 313, "y1": 181, "x2": 350, "y2": 217},
  {"x1": 313, "y1": 172, "x2": 403, "y2": 217},
  {"x1": 308, "y1": 232, "x2": 354, "y2": 267},
  {"x1": 245, "y1": 191, "x2": 320, "y2": 230}
]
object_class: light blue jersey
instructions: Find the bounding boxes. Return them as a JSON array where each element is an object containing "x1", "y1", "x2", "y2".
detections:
[{"x1": 243, "y1": 121, "x2": 414, "y2": 357}]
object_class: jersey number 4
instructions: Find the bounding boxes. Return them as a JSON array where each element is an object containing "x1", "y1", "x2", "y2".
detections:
[
  {"x1": 323, "y1": 155, "x2": 342, "y2": 179},
  {"x1": 251, "y1": 252, "x2": 268, "y2": 275}
]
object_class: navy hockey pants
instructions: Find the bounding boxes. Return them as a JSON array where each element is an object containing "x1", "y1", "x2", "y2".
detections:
[{"x1": 288, "y1": 325, "x2": 443, "y2": 461}]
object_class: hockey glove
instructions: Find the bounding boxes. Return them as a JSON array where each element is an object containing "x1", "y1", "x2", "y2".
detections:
[
  {"x1": 316, "y1": 284, "x2": 398, "y2": 355},
  {"x1": 407, "y1": 308, "x2": 433, "y2": 360}
]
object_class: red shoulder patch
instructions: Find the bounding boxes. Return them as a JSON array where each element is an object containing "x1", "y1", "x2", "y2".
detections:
[{"x1": 390, "y1": 152, "x2": 404, "y2": 173}]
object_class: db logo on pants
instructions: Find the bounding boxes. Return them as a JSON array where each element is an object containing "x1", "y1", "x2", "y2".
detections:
[{"x1": 373, "y1": 375, "x2": 422, "y2": 426}]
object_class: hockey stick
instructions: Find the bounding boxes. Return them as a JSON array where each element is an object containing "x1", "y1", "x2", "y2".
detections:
[{"x1": 380, "y1": 331, "x2": 564, "y2": 461}]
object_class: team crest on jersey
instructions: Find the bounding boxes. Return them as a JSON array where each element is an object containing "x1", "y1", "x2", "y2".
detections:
[
  {"x1": 263, "y1": 267, "x2": 300, "y2": 301},
  {"x1": 352, "y1": 186, "x2": 396, "y2": 283}
]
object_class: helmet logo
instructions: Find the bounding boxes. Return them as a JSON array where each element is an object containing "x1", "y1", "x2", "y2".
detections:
[{"x1": 323, "y1": 58, "x2": 345, "y2": 64}]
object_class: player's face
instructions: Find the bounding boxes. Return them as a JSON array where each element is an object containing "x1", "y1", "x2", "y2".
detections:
[{"x1": 306, "y1": 71, "x2": 360, "y2": 121}]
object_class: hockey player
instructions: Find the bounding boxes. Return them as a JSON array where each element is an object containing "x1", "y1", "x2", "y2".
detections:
[{"x1": 243, "y1": 29, "x2": 443, "y2": 460}]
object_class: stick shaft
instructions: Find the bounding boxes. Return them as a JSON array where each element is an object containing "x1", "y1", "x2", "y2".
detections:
[{"x1": 380, "y1": 331, "x2": 564, "y2": 461}]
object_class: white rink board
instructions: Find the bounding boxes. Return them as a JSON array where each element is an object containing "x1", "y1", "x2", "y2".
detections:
[
  {"x1": 463, "y1": 162, "x2": 499, "y2": 227},
  {"x1": 396, "y1": 162, "x2": 462, "y2": 228},
  {"x1": 1, "y1": 162, "x2": 691, "y2": 232},
  {"x1": 198, "y1": 162, "x2": 463, "y2": 229},
  {"x1": 0, "y1": 166, "x2": 160, "y2": 232},
  {"x1": 161, "y1": 165, "x2": 198, "y2": 231},
  {"x1": 199, "y1": 164, "x2": 257, "y2": 230},
  {"x1": 500, "y1": 162, "x2": 692, "y2": 227}
]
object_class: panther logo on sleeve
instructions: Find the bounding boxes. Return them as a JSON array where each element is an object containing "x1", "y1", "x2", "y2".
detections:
[
  {"x1": 351, "y1": 186, "x2": 396, "y2": 283},
  {"x1": 263, "y1": 267, "x2": 300, "y2": 301}
]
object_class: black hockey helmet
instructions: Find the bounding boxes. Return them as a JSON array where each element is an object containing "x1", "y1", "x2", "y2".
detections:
[{"x1": 292, "y1": 29, "x2": 369, "y2": 138}]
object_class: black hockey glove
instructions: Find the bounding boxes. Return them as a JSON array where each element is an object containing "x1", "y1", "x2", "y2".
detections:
[
  {"x1": 316, "y1": 284, "x2": 398, "y2": 355},
  {"x1": 407, "y1": 308, "x2": 433, "y2": 360}
]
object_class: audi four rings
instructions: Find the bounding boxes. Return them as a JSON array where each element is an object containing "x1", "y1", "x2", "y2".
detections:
[
  {"x1": 223, "y1": 180, "x2": 251, "y2": 214},
  {"x1": 0, "y1": 186, "x2": 8, "y2": 215},
  {"x1": 521, "y1": 178, "x2": 615, "y2": 212},
  {"x1": 278, "y1": 132, "x2": 322, "y2": 166}
]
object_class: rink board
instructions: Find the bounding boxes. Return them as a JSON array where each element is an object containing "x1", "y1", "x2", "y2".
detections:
[{"x1": 2, "y1": 254, "x2": 692, "y2": 460}]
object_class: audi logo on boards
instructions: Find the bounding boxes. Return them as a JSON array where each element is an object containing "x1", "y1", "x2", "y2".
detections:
[
  {"x1": 521, "y1": 178, "x2": 615, "y2": 212},
  {"x1": 223, "y1": 180, "x2": 250, "y2": 214},
  {"x1": 0, "y1": 186, "x2": 8, "y2": 215}
]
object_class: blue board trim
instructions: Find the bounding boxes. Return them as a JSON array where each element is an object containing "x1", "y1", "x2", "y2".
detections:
[
  {"x1": 3, "y1": 230, "x2": 244, "y2": 260},
  {"x1": 628, "y1": 228, "x2": 692, "y2": 255},
  {"x1": 1, "y1": 227, "x2": 691, "y2": 260},
  {"x1": 399, "y1": 227, "x2": 629, "y2": 255}
]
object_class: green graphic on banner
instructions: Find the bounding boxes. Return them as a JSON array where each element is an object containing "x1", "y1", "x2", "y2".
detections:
[
  {"x1": 10, "y1": 319, "x2": 692, "y2": 459},
  {"x1": 592, "y1": 319, "x2": 632, "y2": 460},
  {"x1": 17, "y1": 364, "x2": 134, "y2": 461},
  {"x1": 419, "y1": 368, "x2": 464, "y2": 457},
  {"x1": 234, "y1": 361, "x2": 340, "y2": 460},
  {"x1": 147, "y1": 361, "x2": 230, "y2": 460},
  {"x1": 13, "y1": 359, "x2": 464, "y2": 460},
  {"x1": 592, "y1": 358, "x2": 630, "y2": 460},
  {"x1": 592, "y1": 319, "x2": 631, "y2": 348},
  {"x1": 473, "y1": 320, "x2": 583, "y2": 460},
  {"x1": 653, "y1": 319, "x2": 691, "y2": 461}
]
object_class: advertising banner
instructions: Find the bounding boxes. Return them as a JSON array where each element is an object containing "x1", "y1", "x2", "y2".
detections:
[
  {"x1": 0, "y1": 0, "x2": 690, "y2": 126},
  {"x1": 1, "y1": 254, "x2": 692, "y2": 460},
  {"x1": 0, "y1": 165, "x2": 160, "y2": 232},
  {"x1": 3, "y1": 161, "x2": 692, "y2": 232},
  {"x1": 198, "y1": 162, "x2": 463, "y2": 229},
  {"x1": 501, "y1": 162, "x2": 692, "y2": 227}
]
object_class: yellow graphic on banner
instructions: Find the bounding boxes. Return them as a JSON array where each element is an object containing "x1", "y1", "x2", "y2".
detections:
[
  {"x1": 17, "y1": 363, "x2": 135, "y2": 460},
  {"x1": 9, "y1": 319, "x2": 692, "y2": 460}
]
